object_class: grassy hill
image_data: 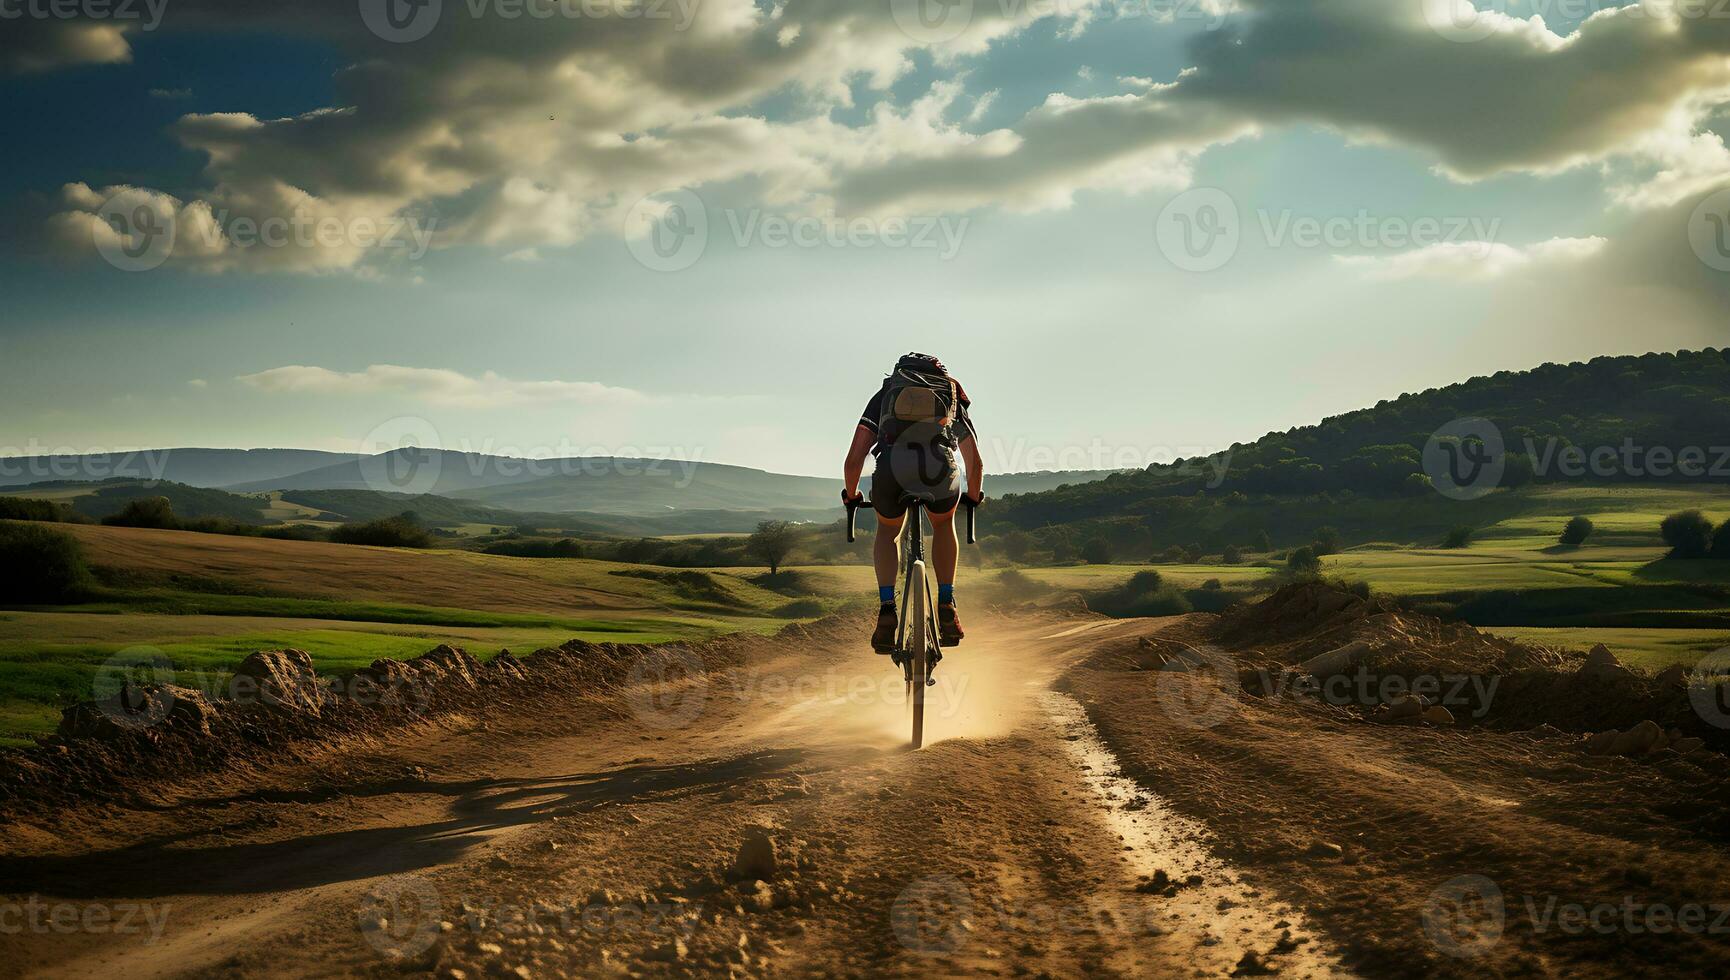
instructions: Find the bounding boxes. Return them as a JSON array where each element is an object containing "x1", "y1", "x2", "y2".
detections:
[{"x1": 994, "y1": 348, "x2": 1730, "y2": 551}]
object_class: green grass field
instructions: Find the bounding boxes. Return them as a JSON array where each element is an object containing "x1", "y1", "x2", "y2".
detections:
[{"x1": 0, "y1": 522, "x2": 828, "y2": 746}]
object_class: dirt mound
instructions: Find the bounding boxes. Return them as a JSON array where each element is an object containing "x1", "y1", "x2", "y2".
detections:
[
  {"x1": 0, "y1": 617, "x2": 850, "y2": 817},
  {"x1": 1196, "y1": 582, "x2": 1729, "y2": 751}
]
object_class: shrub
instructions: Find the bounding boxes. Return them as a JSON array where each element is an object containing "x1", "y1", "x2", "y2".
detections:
[
  {"x1": 1660, "y1": 510, "x2": 1714, "y2": 559},
  {"x1": 1221, "y1": 545, "x2": 1242, "y2": 565},
  {"x1": 102, "y1": 496, "x2": 179, "y2": 530},
  {"x1": 1312, "y1": 526, "x2": 1341, "y2": 557},
  {"x1": 1091, "y1": 574, "x2": 1193, "y2": 617},
  {"x1": 1442, "y1": 525, "x2": 1473, "y2": 549},
  {"x1": 0, "y1": 522, "x2": 90, "y2": 603},
  {"x1": 0, "y1": 496, "x2": 67, "y2": 523},
  {"x1": 1559, "y1": 516, "x2": 1594, "y2": 547},
  {"x1": 329, "y1": 514, "x2": 433, "y2": 548},
  {"x1": 1080, "y1": 537, "x2": 1113, "y2": 564},
  {"x1": 1125, "y1": 569, "x2": 1163, "y2": 592},
  {"x1": 1712, "y1": 519, "x2": 1730, "y2": 560},
  {"x1": 1286, "y1": 546, "x2": 1321, "y2": 576}
]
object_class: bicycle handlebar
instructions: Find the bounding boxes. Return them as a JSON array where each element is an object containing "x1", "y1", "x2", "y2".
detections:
[{"x1": 843, "y1": 492, "x2": 981, "y2": 544}]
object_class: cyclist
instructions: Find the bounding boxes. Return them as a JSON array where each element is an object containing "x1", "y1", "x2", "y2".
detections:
[{"x1": 842, "y1": 353, "x2": 984, "y2": 652}]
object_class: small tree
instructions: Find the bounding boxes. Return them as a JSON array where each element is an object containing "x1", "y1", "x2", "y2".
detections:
[
  {"x1": 1312, "y1": 526, "x2": 1341, "y2": 557},
  {"x1": 103, "y1": 496, "x2": 178, "y2": 530},
  {"x1": 746, "y1": 520, "x2": 796, "y2": 576},
  {"x1": 1660, "y1": 510, "x2": 1714, "y2": 559},
  {"x1": 1080, "y1": 537, "x2": 1113, "y2": 564},
  {"x1": 1713, "y1": 519, "x2": 1730, "y2": 560},
  {"x1": 1221, "y1": 545, "x2": 1243, "y2": 565},
  {"x1": 1251, "y1": 529, "x2": 1272, "y2": 552},
  {"x1": 1559, "y1": 516, "x2": 1594, "y2": 547},
  {"x1": 1286, "y1": 546, "x2": 1321, "y2": 576},
  {"x1": 1442, "y1": 525, "x2": 1473, "y2": 549}
]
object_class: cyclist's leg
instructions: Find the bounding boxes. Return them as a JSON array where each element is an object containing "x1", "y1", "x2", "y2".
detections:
[
  {"x1": 874, "y1": 513, "x2": 904, "y2": 588},
  {"x1": 928, "y1": 505, "x2": 958, "y2": 587}
]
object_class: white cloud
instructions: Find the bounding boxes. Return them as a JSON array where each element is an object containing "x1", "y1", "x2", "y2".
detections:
[
  {"x1": 237, "y1": 365, "x2": 647, "y2": 408},
  {"x1": 1336, "y1": 236, "x2": 1608, "y2": 281}
]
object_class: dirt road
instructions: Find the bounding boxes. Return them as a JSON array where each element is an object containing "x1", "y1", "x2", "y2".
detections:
[{"x1": 0, "y1": 612, "x2": 1340, "y2": 979}]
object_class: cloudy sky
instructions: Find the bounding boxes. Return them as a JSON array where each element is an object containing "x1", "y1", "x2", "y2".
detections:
[{"x1": 4, "y1": 0, "x2": 1728, "y2": 477}]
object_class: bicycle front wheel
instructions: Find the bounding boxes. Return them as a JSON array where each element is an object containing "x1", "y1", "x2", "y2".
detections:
[{"x1": 908, "y1": 558, "x2": 927, "y2": 749}]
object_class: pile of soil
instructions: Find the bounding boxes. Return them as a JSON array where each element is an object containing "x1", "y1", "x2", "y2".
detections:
[
  {"x1": 1099, "y1": 582, "x2": 1730, "y2": 753},
  {"x1": 0, "y1": 619, "x2": 846, "y2": 817}
]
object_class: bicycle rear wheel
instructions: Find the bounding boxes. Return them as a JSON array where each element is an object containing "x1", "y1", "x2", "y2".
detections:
[{"x1": 908, "y1": 558, "x2": 928, "y2": 749}]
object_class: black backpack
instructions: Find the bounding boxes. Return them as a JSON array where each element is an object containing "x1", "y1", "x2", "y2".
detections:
[{"x1": 877, "y1": 354, "x2": 958, "y2": 448}]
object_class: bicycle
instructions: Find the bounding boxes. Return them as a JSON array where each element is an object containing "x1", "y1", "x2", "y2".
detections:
[{"x1": 845, "y1": 492, "x2": 978, "y2": 749}]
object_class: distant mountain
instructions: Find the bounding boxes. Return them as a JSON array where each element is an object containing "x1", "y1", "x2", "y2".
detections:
[
  {"x1": 448, "y1": 459, "x2": 841, "y2": 515},
  {"x1": 0, "y1": 448, "x2": 349, "y2": 490}
]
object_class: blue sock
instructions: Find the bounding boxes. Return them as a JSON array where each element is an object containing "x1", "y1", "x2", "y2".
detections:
[
  {"x1": 879, "y1": 585, "x2": 895, "y2": 604},
  {"x1": 939, "y1": 583, "x2": 954, "y2": 604}
]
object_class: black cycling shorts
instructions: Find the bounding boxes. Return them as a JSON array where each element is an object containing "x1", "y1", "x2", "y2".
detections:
[{"x1": 872, "y1": 442, "x2": 960, "y2": 520}]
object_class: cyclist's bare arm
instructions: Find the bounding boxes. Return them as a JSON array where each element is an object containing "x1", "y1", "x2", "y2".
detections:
[
  {"x1": 843, "y1": 424, "x2": 873, "y2": 500},
  {"x1": 959, "y1": 433, "x2": 983, "y2": 501}
]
